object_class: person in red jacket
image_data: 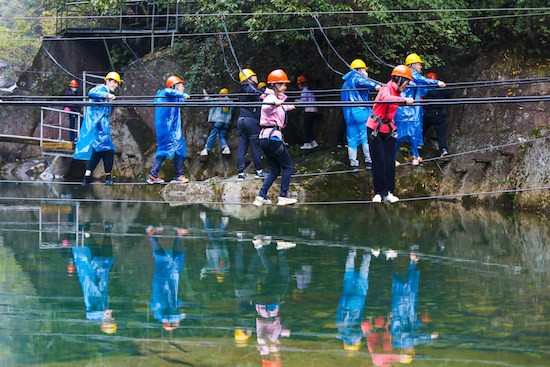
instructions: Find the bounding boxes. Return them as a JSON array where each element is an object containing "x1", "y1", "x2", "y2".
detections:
[{"x1": 367, "y1": 65, "x2": 414, "y2": 204}]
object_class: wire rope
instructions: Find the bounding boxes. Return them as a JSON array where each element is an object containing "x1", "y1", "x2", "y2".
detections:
[
  {"x1": 218, "y1": 33, "x2": 239, "y2": 83},
  {"x1": 309, "y1": 29, "x2": 344, "y2": 76},
  {"x1": 121, "y1": 37, "x2": 164, "y2": 88}
]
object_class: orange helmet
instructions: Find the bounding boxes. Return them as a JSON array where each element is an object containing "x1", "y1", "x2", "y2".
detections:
[
  {"x1": 267, "y1": 69, "x2": 290, "y2": 84},
  {"x1": 166, "y1": 76, "x2": 184, "y2": 88},
  {"x1": 296, "y1": 75, "x2": 308, "y2": 84},
  {"x1": 426, "y1": 72, "x2": 437, "y2": 80},
  {"x1": 391, "y1": 65, "x2": 413, "y2": 81},
  {"x1": 69, "y1": 80, "x2": 79, "y2": 88}
]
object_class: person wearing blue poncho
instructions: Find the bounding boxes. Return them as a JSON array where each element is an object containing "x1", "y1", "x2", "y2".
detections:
[
  {"x1": 72, "y1": 222, "x2": 116, "y2": 334},
  {"x1": 146, "y1": 75, "x2": 191, "y2": 184},
  {"x1": 147, "y1": 226, "x2": 187, "y2": 331},
  {"x1": 75, "y1": 72, "x2": 121, "y2": 186},
  {"x1": 336, "y1": 249, "x2": 371, "y2": 353},
  {"x1": 341, "y1": 59, "x2": 381, "y2": 172},
  {"x1": 394, "y1": 53, "x2": 446, "y2": 166}
]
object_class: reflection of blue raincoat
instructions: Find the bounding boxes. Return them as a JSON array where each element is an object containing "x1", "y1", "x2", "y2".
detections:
[
  {"x1": 390, "y1": 262, "x2": 431, "y2": 348},
  {"x1": 150, "y1": 249, "x2": 185, "y2": 324},
  {"x1": 72, "y1": 246, "x2": 115, "y2": 321},
  {"x1": 394, "y1": 70, "x2": 439, "y2": 147},
  {"x1": 74, "y1": 84, "x2": 115, "y2": 160},
  {"x1": 336, "y1": 252, "x2": 371, "y2": 345},
  {"x1": 341, "y1": 71, "x2": 380, "y2": 147},
  {"x1": 154, "y1": 88, "x2": 189, "y2": 158}
]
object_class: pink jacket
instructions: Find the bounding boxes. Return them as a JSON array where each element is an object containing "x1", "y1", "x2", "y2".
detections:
[
  {"x1": 366, "y1": 80, "x2": 406, "y2": 133},
  {"x1": 259, "y1": 88, "x2": 295, "y2": 140}
]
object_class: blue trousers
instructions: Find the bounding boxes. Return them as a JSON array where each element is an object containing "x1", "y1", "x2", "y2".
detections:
[
  {"x1": 237, "y1": 116, "x2": 262, "y2": 173},
  {"x1": 150, "y1": 154, "x2": 184, "y2": 178},
  {"x1": 258, "y1": 139, "x2": 292, "y2": 198},
  {"x1": 205, "y1": 122, "x2": 229, "y2": 150}
]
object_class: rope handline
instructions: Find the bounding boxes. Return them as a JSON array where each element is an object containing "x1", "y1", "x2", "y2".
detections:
[
  {"x1": 218, "y1": 33, "x2": 239, "y2": 83},
  {"x1": 310, "y1": 29, "x2": 344, "y2": 76},
  {"x1": 122, "y1": 37, "x2": 164, "y2": 89},
  {"x1": 42, "y1": 45, "x2": 84, "y2": 83},
  {"x1": 0, "y1": 185, "x2": 547, "y2": 206},
  {"x1": 220, "y1": 15, "x2": 242, "y2": 74},
  {"x1": 314, "y1": 17, "x2": 385, "y2": 86},
  {"x1": 313, "y1": 16, "x2": 351, "y2": 69},
  {"x1": 355, "y1": 31, "x2": 394, "y2": 68}
]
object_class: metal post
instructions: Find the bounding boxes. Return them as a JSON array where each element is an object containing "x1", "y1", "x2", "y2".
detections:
[{"x1": 40, "y1": 108, "x2": 44, "y2": 148}]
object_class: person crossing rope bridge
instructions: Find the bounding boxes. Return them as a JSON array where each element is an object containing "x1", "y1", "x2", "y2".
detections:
[{"x1": 74, "y1": 71, "x2": 121, "y2": 186}]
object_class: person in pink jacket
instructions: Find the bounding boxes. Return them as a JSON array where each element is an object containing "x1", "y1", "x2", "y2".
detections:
[
  {"x1": 367, "y1": 65, "x2": 414, "y2": 204},
  {"x1": 253, "y1": 69, "x2": 297, "y2": 207}
]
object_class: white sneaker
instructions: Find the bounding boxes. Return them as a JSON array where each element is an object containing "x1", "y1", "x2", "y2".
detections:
[
  {"x1": 371, "y1": 248, "x2": 381, "y2": 258},
  {"x1": 300, "y1": 143, "x2": 312, "y2": 150},
  {"x1": 237, "y1": 173, "x2": 245, "y2": 181},
  {"x1": 253, "y1": 235, "x2": 272, "y2": 249},
  {"x1": 276, "y1": 240, "x2": 296, "y2": 250},
  {"x1": 384, "y1": 193, "x2": 400, "y2": 203},
  {"x1": 222, "y1": 146, "x2": 231, "y2": 155},
  {"x1": 277, "y1": 197, "x2": 297, "y2": 206},
  {"x1": 385, "y1": 249, "x2": 398, "y2": 260},
  {"x1": 200, "y1": 148, "x2": 208, "y2": 156},
  {"x1": 372, "y1": 194, "x2": 382, "y2": 203},
  {"x1": 310, "y1": 140, "x2": 318, "y2": 148},
  {"x1": 253, "y1": 196, "x2": 271, "y2": 207}
]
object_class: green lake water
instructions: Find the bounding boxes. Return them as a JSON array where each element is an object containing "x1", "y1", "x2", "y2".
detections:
[{"x1": 0, "y1": 183, "x2": 549, "y2": 366}]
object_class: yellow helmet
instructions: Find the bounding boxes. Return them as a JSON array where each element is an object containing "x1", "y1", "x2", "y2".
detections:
[
  {"x1": 234, "y1": 328, "x2": 251, "y2": 342},
  {"x1": 405, "y1": 53, "x2": 423, "y2": 65},
  {"x1": 100, "y1": 322, "x2": 117, "y2": 334},
  {"x1": 350, "y1": 59, "x2": 368, "y2": 70},
  {"x1": 239, "y1": 68, "x2": 256, "y2": 82},
  {"x1": 219, "y1": 88, "x2": 229, "y2": 94},
  {"x1": 104, "y1": 71, "x2": 122, "y2": 83},
  {"x1": 257, "y1": 82, "x2": 267, "y2": 89}
]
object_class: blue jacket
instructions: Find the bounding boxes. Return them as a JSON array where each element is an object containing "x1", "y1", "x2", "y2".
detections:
[
  {"x1": 73, "y1": 246, "x2": 114, "y2": 321},
  {"x1": 238, "y1": 82, "x2": 262, "y2": 120},
  {"x1": 73, "y1": 84, "x2": 115, "y2": 160},
  {"x1": 154, "y1": 88, "x2": 189, "y2": 158},
  {"x1": 341, "y1": 70, "x2": 380, "y2": 126},
  {"x1": 394, "y1": 70, "x2": 439, "y2": 143}
]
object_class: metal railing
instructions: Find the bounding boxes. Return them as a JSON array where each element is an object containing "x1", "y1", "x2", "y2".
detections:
[
  {"x1": 55, "y1": 0, "x2": 184, "y2": 35},
  {"x1": 40, "y1": 107, "x2": 82, "y2": 157}
]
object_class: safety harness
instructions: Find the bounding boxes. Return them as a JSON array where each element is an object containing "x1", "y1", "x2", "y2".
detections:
[{"x1": 370, "y1": 86, "x2": 397, "y2": 139}]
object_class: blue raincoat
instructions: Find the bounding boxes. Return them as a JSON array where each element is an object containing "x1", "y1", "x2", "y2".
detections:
[
  {"x1": 341, "y1": 70, "x2": 380, "y2": 147},
  {"x1": 150, "y1": 249, "x2": 185, "y2": 324},
  {"x1": 154, "y1": 88, "x2": 189, "y2": 158},
  {"x1": 394, "y1": 70, "x2": 439, "y2": 147},
  {"x1": 336, "y1": 253, "x2": 371, "y2": 346},
  {"x1": 390, "y1": 262, "x2": 432, "y2": 349},
  {"x1": 72, "y1": 246, "x2": 115, "y2": 321},
  {"x1": 73, "y1": 84, "x2": 115, "y2": 160}
]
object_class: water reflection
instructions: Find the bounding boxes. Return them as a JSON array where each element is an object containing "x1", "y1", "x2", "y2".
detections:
[
  {"x1": 0, "y1": 188, "x2": 549, "y2": 366},
  {"x1": 147, "y1": 225, "x2": 187, "y2": 331},
  {"x1": 72, "y1": 222, "x2": 116, "y2": 334}
]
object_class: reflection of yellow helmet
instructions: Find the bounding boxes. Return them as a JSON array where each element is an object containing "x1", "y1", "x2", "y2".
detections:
[
  {"x1": 239, "y1": 68, "x2": 256, "y2": 82},
  {"x1": 100, "y1": 322, "x2": 117, "y2": 334},
  {"x1": 219, "y1": 88, "x2": 229, "y2": 94},
  {"x1": 234, "y1": 328, "x2": 250, "y2": 341},
  {"x1": 343, "y1": 343, "x2": 360, "y2": 351},
  {"x1": 405, "y1": 53, "x2": 423, "y2": 65},
  {"x1": 215, "y1": 272, "x2": 225, "y2": 283},
  {"x1": 400, "y1": 354, "x2": 413, "y2": 364},
  {"x1": 104, "y1": 72, "x2": 122, "y2": 83},
  {"x1": 350, "y1": 59, "x2": 368, "y2": 70},
  {"x1": 257, "y1": 82, "x2": 267, "y2": 89}
]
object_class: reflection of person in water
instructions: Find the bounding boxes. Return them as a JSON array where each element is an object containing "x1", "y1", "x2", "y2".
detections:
[
  {"x1": 252, "y1": 235, "x2": 295, "y2": 365},
  {"x1": 72, "y1": 222, "x2": 116, "y2": 334},
  {"x1": 362, "y1": 252, "x2": 437, "y2": 366},
  {"x1": 148, "y1": 226, "x2": 187, "y2": 331},
  {"x1": 336, "y1": 248, "x2": 371, "y2": 352},
  {"x1": 199, "y1": 212, "x2": 230, "y2": 283}
]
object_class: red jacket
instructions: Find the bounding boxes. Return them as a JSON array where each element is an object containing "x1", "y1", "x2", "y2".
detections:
[{"x1": 366, "y1": 81, "x2": 406, "y2": 133}]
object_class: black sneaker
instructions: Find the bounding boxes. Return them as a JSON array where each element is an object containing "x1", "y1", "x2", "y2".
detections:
[
  {"x1": 237, "y1": 173, "x2": 245, "y2": 181},
  {"x1": 81, "y1": 176, "x2": 92, "y2": 186},
  {"x1": 351, "y1": 166, "x2": 360, "y2": 173},
  {"x1": 105, "y1": 174, "x2": 114, "y2": 186},
  {"x1": 255, "y1": 170, "x2": 266, "y2": 179},
  {"x1": 441, "y1": 148, "x2": 449, "y2": 157},
  {"x1": 365, "y1": 161, "x2": 372, "y2": 170}
]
